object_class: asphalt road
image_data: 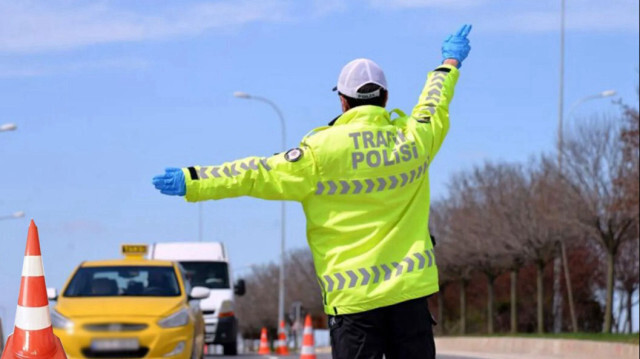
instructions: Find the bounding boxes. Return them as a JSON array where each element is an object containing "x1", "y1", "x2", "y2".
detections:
[{"x1": 206, "y1": 354, "x2": 479, "y2": 359}]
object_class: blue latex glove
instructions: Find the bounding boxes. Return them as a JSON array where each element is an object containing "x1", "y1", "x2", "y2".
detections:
[
  {"x1": 442, "y1": 24, "x2": 472, "y2": 67},
  {"x1": 152, "y1": 168, "x2": 186, "y2": 196}
]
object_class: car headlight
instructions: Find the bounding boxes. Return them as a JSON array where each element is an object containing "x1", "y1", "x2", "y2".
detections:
[
  {"x1": 164, "y1": 341, "x2": 186, "y2": 357},
  {"x1": 158, "y1": 309, "x2": 189, "y2": 328},
  {"x1": 51, "y1": 308, "x2": 73, "y2": 330}
]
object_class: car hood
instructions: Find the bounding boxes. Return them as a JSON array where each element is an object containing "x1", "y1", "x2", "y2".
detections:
[{"x1": 55, "y1": 297, "x2": 184, "y2": 318}]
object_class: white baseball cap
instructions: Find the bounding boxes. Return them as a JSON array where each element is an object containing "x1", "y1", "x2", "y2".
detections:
[{"x1": 333, "y1": 58, "x2": 388, "y2": 99}]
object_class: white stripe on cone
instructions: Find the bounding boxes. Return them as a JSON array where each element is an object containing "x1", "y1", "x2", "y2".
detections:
[
  {"x1": 301, "y1": 346, "x2": 315, "y2": 355},
  {"x1": 303, "y1": 327, "x2": 313, "y2": 335},
  {"x1": 15, "y1": 305, "x2": 52, "y2": 331},
  {"x1": 21, "y1": 256, "x2": 44, "y2": 277}
]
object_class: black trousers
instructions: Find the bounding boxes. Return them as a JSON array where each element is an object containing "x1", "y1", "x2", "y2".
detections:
[{"x1": 329, "y1": 296, "x2": 436, "y2": 359}]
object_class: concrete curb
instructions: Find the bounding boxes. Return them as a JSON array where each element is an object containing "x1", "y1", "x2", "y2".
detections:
[{"x1": 435, "y1": 337, "x2": 639, "y2": 359}]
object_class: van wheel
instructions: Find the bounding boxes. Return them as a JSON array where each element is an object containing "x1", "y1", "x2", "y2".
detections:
[{"x1": 223, "y1": 343, "x2": 237, "y2": 356}]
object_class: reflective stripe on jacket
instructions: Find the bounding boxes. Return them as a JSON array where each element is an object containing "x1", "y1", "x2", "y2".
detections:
[{"x1": 182, "y1": 64, "x2": 459, "y2": 314}]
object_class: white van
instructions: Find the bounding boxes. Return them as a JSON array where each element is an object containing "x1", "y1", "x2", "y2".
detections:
[{"x1": 149, "y1": 242, "x2": 245, "y2": 356}]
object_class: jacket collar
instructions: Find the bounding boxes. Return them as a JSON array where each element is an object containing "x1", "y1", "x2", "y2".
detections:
[{"x1": 328, "y1": 106, "x2": 390, "y2": 126}]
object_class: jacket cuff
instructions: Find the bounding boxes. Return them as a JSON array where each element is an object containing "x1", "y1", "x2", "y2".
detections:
[
  {"x1": 435, "y1": 63, "x2": 459, "y2": 73},
  {"x1": 182, "y1": 167, "x2": 200, "y2": 202}
]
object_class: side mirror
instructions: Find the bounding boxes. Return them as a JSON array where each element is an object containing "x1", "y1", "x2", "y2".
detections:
[
  {"x1": 234, "y1": 279, "x2": 246, "y2": 296},
  {"x1": 189, "y1": 286, "x2": 210, "y2": 300},
  {"x1": 47, "y1": 288, "x2": 58, "y2": 301}
]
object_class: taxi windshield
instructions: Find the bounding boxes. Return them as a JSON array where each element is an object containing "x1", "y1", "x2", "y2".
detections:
[
  {"x1": 179, "y1": 261, "x2": 230, "y2": 289},
  {"x1": 63, "y1": 266, "x2": 181, "y2": 297}
]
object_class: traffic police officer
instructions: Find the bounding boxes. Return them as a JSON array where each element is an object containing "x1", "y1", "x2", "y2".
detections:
[{"x1": 153, "y1": 24, "x2": 472, "y2": 359}]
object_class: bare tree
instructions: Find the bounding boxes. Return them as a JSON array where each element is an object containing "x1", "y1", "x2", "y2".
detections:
[
  {"x1": 613, "y1": 88, "x2": 639, "y2": 334},
  {"x1": 480, "y1": 160, "x2": 572, "y2": 334},
  {"x1": 440, "y1": 244, "x2": 473, "y2": 335},
  {"x1": 236, "y1": 262, "x2": 280, "y2": 336},
  {"x1": 435, "y1": 160, "x2": 571, "y2": 334},
  {"x1": 617, "y1": 88, "x2": 639, "y2": 226},
  {"x1": 615, "y1": 238, "x2": 639, "y2": 333},
  {"x1": 432, "y1": 199, "x2": 474, "y2": 335},
  {"x1": 562, "y1": 117, "x2": 637, "y2": 333},
  {"x1": 430, "y1": 200, "x2": 454, "y2": 335},
  {"x1": 236, "y1": 248, "x2": 323, "y2": 337},
  {"x1": 284, "y1": 248, "x2": 324, "y2": 319},
  {"x1": 496, "y1": 178, "x2": 529, "y2": 334},
  {"x1": 513, "y1": 160, "x2": 568, "y2": 333},
  {"x1": 478, "y1": 163, "x2": 531, "y2": 334},
  {"x1": 447, "y1": 163, "x2": 523, "y2": 334}
]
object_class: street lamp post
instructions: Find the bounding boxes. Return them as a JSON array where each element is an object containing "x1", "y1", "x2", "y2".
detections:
[
  {"x1": 0, "y1": 211, "x2": 25, "y2": 221},
  {"x1": 0, "y1": 123, "x2": 17, "y2": 132},
  {"x1": 557, "y1": 89, "x2": 616, "y2": 333},
  {"x1": 566, "y1": 91, "x2": 617, "y2": 120},
  {"x1": 233, "y1": 91, "x2": 287, "y2": 329}
]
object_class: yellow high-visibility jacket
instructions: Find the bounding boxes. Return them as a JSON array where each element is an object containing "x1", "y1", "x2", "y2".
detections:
[{"x1": 182, "y1": 64, "x2": 459, "y2": 314}]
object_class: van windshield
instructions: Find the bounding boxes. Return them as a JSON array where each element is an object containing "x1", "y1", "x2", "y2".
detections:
[{"x1": 180, "y1": 261, "x2": 230, "y2": 289}]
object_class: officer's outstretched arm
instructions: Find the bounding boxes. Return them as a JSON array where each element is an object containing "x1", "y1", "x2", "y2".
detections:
[
  {"x1": 180, "y1": 147, "x2": 318, "y2": 202},
  {"x1": 410, "y1": 64, "x2": 460, "y2": 158}
]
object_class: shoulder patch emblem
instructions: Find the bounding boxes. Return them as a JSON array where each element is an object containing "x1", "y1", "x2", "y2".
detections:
[{"x1": 284, "y1": 148, "x2": 303, "y2": 162}]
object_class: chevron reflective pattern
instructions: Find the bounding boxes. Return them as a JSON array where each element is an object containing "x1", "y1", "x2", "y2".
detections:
[
  {"x1": 315, "y1": 161, "x2": 429, "y2": 195},
  {"x1": 415, "y1": 70, "x2": 448, "y2": 121},
  {"x1": 197, "y1": 158, "x2": 270, "y2": 179},
  {"x1": 320, "y1": 248, "x2": 436, "y2": 292}
]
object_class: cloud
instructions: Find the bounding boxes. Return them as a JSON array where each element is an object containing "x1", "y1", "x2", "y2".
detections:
[
  {"x1": 0, "y1": 0, "x2": 636, "y2": 56},
  {"x1": 0, "y1": 57, "x2": 148, "y2": 78},
  {"x1": 368, "y1": 0, "x2": 482, "y2": 9},
  {"x1": 482, "y1": 6, "x2": 639, "y2": 33},
  {"x1": 311, "y1": 0, "x2": 348, "y2": 16},
  {"x1": 0, "y1": 0, "x2": 290, "y2": 53},
  {"x1": 367, "y1": 0, "x2": 638, "y2": 33}
]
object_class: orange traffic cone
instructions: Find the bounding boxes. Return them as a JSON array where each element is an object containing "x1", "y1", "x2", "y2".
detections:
[
  {"x1": 299, "y1": 315, "x2": 316, "y2": 359},
  {"x1": 257, "y1": 327, "x2": 271, "y2": 354},
  {"x1": 275, "y1": 320, "x2": 290, "y2": 355},
  {"x1": 1, "y1": 220, "x2": 67, "y2": 359}
]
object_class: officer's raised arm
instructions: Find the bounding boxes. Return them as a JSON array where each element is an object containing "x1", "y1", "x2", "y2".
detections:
[
  {"x1": 410, "y1": 24, "x2": 471, "y2": 158},
  {"x1": 152, "y1": 146, "x2": 319, "y2": 202}
]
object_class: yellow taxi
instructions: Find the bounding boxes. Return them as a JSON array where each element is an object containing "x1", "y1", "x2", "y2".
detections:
[{"x1": 48, "y1": 245, "x2": 208, "y2": 359}]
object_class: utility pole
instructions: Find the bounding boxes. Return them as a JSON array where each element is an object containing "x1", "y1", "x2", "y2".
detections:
[{"x1": 552, "y1": 0, "x2": 566, "y2": 333}]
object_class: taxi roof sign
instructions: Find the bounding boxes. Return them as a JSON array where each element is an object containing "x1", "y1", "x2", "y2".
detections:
[{"x1": 121, "y1": 244, "x2": 148, "y2": 259}]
